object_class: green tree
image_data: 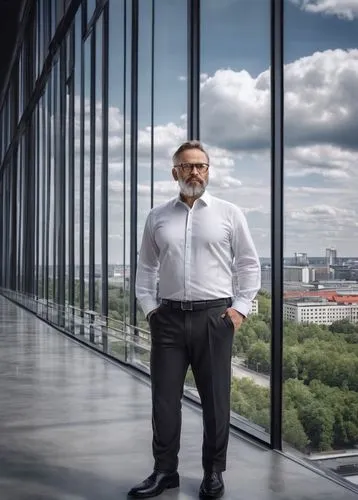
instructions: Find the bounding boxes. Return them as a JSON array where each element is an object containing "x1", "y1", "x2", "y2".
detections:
[
  {"x1": 234, "y1": 326, "x2": 257, "y2": 354},
  {"x1": 283, "y1": 407, "x2": 309, "y2": 451},
  {"x1": 257, "y1": 290, "x2": 271, "y2": 318},
  {"x1": 254, "y1": 320, "x2": 271, "y2": 342},
  {"x1": 247, "y1": 340, "x2": 270, "y2": 373},
  {"x1": 283, "y1": 348, "x2": 299, "y2": 380},
  {"x1": 330, "y1": 318, "x2": 357, "y2": 334},
  {"x1": 300, "y1": 403, "x2": 335, "y2": 451}
]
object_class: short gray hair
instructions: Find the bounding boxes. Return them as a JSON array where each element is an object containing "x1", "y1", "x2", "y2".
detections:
[{"x1": 172, "y1": 140, "x2": 209, "y2": 165}]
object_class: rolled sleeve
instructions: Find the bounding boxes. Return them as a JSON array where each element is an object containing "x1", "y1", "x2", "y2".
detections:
[
  {"x1": 135, "y1": 211, "x2": 160, "y2": 318},
  {"x1": 231, "y1": 207, "x2": 261, "y2": 317}
]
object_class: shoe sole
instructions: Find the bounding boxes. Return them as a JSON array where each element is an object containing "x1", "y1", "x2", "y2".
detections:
[
  {"x1": 128, "y1": 474, "x2": 180, "y2": 498},
  {"x1": 199, "y1": 487, "x2": 224, "y2": 499}
]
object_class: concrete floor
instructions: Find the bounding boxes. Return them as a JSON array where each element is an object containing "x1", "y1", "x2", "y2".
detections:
[{"x1": 0, "y1": 295, "x2": 357, "y2": 500}]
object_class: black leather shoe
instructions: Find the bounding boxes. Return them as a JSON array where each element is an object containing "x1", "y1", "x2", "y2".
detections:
[
  {"x1": 127, "y1": 470, "x2": 179, "y2": 498},
  {"x1": 199, "y1": 471, "x2": 224, "y2": 498}
]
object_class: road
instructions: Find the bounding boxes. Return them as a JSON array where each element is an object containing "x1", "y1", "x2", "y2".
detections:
[{"x1": 231, "y1": 362, "x2": 270, "y2": 388}]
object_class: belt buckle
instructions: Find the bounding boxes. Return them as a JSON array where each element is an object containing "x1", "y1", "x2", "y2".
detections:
[{"x1": 181, "y1": 301, "x2": 193, "y2": 311}]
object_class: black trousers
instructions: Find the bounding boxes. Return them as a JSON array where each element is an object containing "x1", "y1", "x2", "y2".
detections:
[{"x1": 149, "y1": 300, "x2": 234, "y2": 473}]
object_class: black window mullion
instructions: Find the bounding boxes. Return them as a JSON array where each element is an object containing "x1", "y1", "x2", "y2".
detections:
[
  {"x1": 45, "y1": 75, "x2": 52, "y2": 304},
  {"x1": 68, "y1": 24, "x2": 75, "y2": 309},
  {"x1": 9, "y1": 149, "x2": 17, "y2": 291},
  {"x1": 150, "y1": 0, "x2": 155, "y2": 209},
  {"x1": 0, "y1": 171, "x2": 4, "y2": 287},
  {"x1": 3, "y1": 169, "x2": 6, "y2": 288},
  {"x1": 122, "y1": 0, "x2": 127, "y2": 324},
  {"x1": 53, "y1": 64, "x2": 58, "y2": 303},
  {"x1": 129, "y1": 0, "x2": 139, "y2": 328},
  {"x1": 270, "y1": 0, "x2": 284, "y2": 451},
  {"x1": 187, "y1": 0, "x2": 200, "y2": 140},
  {"x1": 9, "y1": 69, "x2": 19, "y2": 291},
  {"x1": 79, "y1": 11, "x2": 85, "y2": 323},
  {"x1": 17, "y1": 142, "x2": 22, "y2": 291},
  {"x1": 41, "y1": 94, "x2": 46, "y2": 300},
  {"x1": 0, "y1": 175, "x2": 3, "y2": 287},
  {"x1": 88, "y1": 26, "x2": 96, "y2": 313},
  {"x1": 35, "y1": 104, "x2": 40, "y2": 299},
  {"x1": 58, "y1": 41, "x2": 67, "y2": 323},
  {"x1": 101, "y1": 3, "x2": 109, "y2": 319}
]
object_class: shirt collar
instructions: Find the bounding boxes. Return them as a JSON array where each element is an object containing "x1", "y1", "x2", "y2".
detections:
[{"x1": 174, "y1": 190, "x2": 211, "y2": 207}]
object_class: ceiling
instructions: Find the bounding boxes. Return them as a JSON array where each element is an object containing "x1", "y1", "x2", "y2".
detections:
[{"x1": 0, "y1": 0, "x2": 24, "y2": 94}]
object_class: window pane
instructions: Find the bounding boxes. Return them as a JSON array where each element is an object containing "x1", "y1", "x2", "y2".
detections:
[
  {"x1": 107, "y1": 0, "x2": 127, "y2": 327},
  {"x1": 135, "y1": 0, "x2": 188, "y2": 334},
  {"x1": 153, "y1": 0, "x2": 187, "y2": 205},
  {"x1": 136, "y1": 0, "x2": 154, "y2": 329},
  {"x1": 283, "y1": 0, "x2": 358, "y2": 484},
  {"x1": 94, "y1": 16, "x2": 103, "y2": 314},
  {"x1": 200, "y1": 0, "x2": 271, "y2": 442},
  {"x1": 74, "y1": 9, "x2": 82, "y2": 311},
  {"x1": 83, "y1": 37, "x2": 91, "y2": 310}
]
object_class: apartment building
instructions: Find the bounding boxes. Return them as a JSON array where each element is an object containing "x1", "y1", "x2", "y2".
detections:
[{"x1": 284, "y1": 298, "x2": 358, "y2": 325}]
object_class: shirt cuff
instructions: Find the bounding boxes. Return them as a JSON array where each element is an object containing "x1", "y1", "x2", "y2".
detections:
[
  {"x1": 231, "y1": 299, "x2": 252, "y2": 318},
  {"x1": 139, "y1": 299, "x2": 160, "y2": 319}
]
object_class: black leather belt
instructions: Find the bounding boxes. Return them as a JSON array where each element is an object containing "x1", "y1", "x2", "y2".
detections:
[{"x1": 161, "y1": 298, "x2": 232, "y2": 311}]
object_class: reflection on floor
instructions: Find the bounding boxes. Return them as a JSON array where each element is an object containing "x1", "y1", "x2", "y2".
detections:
[{"x1": 0, "y1": 295, "x2": 357, "y2": 500}]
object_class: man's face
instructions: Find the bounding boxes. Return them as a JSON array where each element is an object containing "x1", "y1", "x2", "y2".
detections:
[{"x1": 172, "y1": 148, "x2": 209, "y2": 198}]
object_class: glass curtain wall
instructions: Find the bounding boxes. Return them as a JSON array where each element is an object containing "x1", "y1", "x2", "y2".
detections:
[
  {"x1": 1, "y1": 0, "x2": 358, "y2": 486},
  {"x1": 282, "y1": 0, "x2": 358, "y2": 474}
]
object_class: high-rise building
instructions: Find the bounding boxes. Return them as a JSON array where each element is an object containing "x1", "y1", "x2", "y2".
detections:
[{"x1": 294, "y1": 252, "x2": 309, "y2": 266}]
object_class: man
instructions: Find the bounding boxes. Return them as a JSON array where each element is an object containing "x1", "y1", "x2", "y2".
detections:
[{"x1": 129, "y1": 140, "x2": 261, "y2": 499}]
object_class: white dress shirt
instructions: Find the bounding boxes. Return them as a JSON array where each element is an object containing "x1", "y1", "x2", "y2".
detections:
[{"x1": 136, "y1": 190, "x2": 261, "y2": 318}]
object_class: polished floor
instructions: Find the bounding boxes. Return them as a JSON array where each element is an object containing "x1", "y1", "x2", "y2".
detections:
[{"x1": 0, "y1": 295, "x2": 357, "y2": 500}]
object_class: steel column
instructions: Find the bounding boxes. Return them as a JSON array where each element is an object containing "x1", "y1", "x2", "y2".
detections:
[
  {"x1": 129, "y1": 0, "x2": 139, "y2": 328},
  {"x1": 187, "y1": 0, "x2": 200, "y2": 140},
  {"x1": 88, "y1": 26, "x2": 96, "y2": 313},
  {"x1": 270, "y1": 0, "x2": 284, "y2": 451}
]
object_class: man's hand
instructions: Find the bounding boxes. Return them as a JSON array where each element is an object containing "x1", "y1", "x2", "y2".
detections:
[{"x1": 221, "y1": 308, "x2": 245, "y2": 330}]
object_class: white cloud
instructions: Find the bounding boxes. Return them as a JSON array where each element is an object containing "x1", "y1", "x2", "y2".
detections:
[
  {"x1": 290, "y1": 0, "x2": 358, "y2": 20},
  {"x1": 200, "y1": 68, "x2": 271, "y2": 151},
  {"x1": 201, "y1": 49, "x2": 358, "y2": 158},
  {"x1": 285, "y1": 144, "x2": 356, "y2": 179},
  {"x1": 290, "y1": 204, "x2": 356, "y2": 221},
  {"x1": 138, "y1": 122, "x2": 186, "y2": 162}
]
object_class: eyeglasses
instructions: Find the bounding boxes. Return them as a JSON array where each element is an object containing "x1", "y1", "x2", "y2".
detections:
[{"x1": 174, "y1": 163, "x2": 209, "y2": 174}]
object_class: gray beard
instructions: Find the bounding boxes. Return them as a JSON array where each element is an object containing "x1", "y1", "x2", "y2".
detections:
[{"x1": 178, "y1": 178, "x2": 207, "y2": 198}]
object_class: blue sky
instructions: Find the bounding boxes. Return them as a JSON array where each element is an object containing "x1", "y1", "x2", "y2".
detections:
[{"x1": 69, "y1": 0, "x2": 358, "y2": 263}]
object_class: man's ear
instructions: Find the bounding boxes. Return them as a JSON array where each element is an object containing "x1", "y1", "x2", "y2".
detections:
[{"x1": 172, "y1": 167, "x2": 178, "y2": 181}]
